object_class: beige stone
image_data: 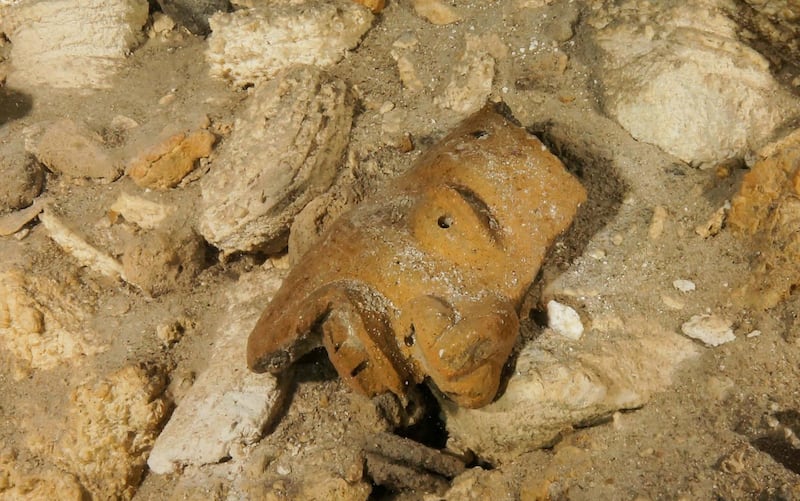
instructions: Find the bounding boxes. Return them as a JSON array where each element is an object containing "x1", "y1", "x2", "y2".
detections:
[
  {"x1": 411, "y1": 0, "x2": 461, "y2": 24},
  {"x1": 435, "y1": 35, "x2": 496, "y2": 116},
  {"x1": 51, "y1": 365, "x2": 168, "y2": 500},
  {"x1": 206, "y1": 0, "x2": 373, "y2": 87},
  {"x1": 0, "y1": 269, "x2": 107, "y2": 380},
  {"x1": 127, "y1": 129, "x2": 215, "y2": 189},
  {"x1": 3, "y1": 0, "x2": 148, "y2": 89},
  {"x1": 108, "y1": 193, "x2": 175, "y2": 230},
  {"x1": 199, "y1": 65, "x2": 353, "y2": 255},
  {"x1": 0, "y1": 452, "x2": 83, "y2": 501},
  {"x1": 442, "y1": 319, "x2": 698, "y2": 464},
  {"x1": 30, "y1": 120, "x2": 122, "y2": 181}
]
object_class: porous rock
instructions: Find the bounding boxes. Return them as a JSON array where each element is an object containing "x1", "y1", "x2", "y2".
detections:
[
  {"x1": 0, "y1": 452, "x2": 84, "y2": 501},
  {"x1": 729, "y1": 128, "x2": 800, "y2": 309},
  {"x1": 206, "y1": 0, "x2": 373, "y2": 87},
  {"x1": 442, "y1": 319, "x2": 698, "y2": 464},
  {"x1": 155, "y1": 0, "x2": 231, "y2": 35},
  {"x1": 591, "y1": 0, "x2": 798, "y2": 166},
  {"x1": 147, "y1": 270, "x2": 284, "y2": 474},
  {"x1": 29, "y1": 119, "x2": 122, "y2": 182},
  {"x1": 739, "y1": 0, "x2": 800, "y2": 69},
  {"x1": 0, "y1": 136, "x2": 44, "y2": 214},
  {"x1": 2, "y1": 0, "x2": 148, "y2": 89},
  {"x1": 435, "y1": 34, "x2": 496, "y2": 116},
  {"x1": 0, "y1": 269, "x2": 107, "y2": 380},
  {"x1": 126, "y1": 128, "x2": 216, "y2": 189},
  {"x1": 52, "y1": 365, "x2": 168, "y2": 500},
  {"x1": 199, "y1": 65, "x2": 353, "y2": 255},
  {"x1": 121, "y1": 225, "x2": 206, "y2": 297}
]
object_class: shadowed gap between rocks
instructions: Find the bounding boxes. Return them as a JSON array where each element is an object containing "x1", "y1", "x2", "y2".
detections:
[{"x1": 0, "y1": 87, "x2": 33, "y2": 126}]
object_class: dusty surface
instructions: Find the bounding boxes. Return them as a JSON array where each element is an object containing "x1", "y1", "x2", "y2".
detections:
[{"x1": 0, "y1": 0, "x2": 799, "y2": 500}]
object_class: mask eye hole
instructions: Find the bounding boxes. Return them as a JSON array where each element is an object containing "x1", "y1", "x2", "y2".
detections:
[{"x1": 437, "y1": 215, "x2": 453, "y2": 229}]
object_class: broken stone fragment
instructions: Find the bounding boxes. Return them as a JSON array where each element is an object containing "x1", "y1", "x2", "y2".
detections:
[
  {"x1": 681, "y1": 314, "x2": 735, "y2": 347},
  {"x1": 0, "y1": 452, "x2": 84, "y2": 501},
  {"x1": 39, "y1": 210, "x2": 125, "y2": 281},
  {"x1": 199, "y1": 65, "x2": 353, "y2": 255},
  {"x1": 206, "y1": 0, "x2": 373, "y2": 87},
  {"x1": 442, "y1": 320, "x2": 698, "y2": 464},
  {"x1": 353, "y1": 0, "x2": 384, "y2": 13},
  {"x1": 155, "y1": 0, "x2": 231, "y2": 35},
  {"x1": 108, "y1": 193, "x2": 175, "y2": 230},
  {"x1": 29, "y1": 120, "x2": 122, "y2": 182},
  {"x1": 0, "y1": 269, "x2": 107, "y2": 380},
  {"x1": 121, "y1": 225, "x2": 206, "y2": 297},
  {"x1": 591, "y1": 0, "x2": 798, "y2": 166},
  {"x1": 2, "y1": 0, "x2": 149, "y2": 89},
  {"x1": 0, "y1": 135, "x2": 44, "y2": 214},
  {"x1": 0, "y1": 198, "x2": 46, "y2": 237},
  {"x1": 411, "y1": 0, "x2": 461, "y2": 25},
  {"x1": 126, "y1": 129, "x2": 216, "y2": 189},
  {"x1": 50, "y1": 365, "x2": 169, "y2": 500},
  {"x1": 435, "y1": 34, "x2": 496, "y2": 116},
  {"x1": 148, "y1": 270, "x2": 284, "y2": 474}
]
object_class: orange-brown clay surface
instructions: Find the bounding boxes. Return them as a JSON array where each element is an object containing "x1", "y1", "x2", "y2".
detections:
[{"x1": 247, "y1": 106, "x2": 586, "y2": 408}]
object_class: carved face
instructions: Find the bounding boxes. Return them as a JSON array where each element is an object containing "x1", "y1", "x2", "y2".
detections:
[{"x1": 247, "y1": 106, "x2": 587, "y2": 408}]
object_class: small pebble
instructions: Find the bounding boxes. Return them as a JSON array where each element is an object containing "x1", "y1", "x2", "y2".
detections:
[
  {"x1": 379, "y1": 101, "x2": 395, "y2": 114},
  {"x1": 276, "y1": 463, "x2": 291, "y2": 476},
  {"x1": 547, "y1": 300, "x2": 584, "y2": 340},
  {"x1": 611, "y1": 233, "x2": 624, "y2": 246},
  {"x1": 746, "y1": 330, "x2": 761, "y2": 338},
  {"x1": 672, "y1": 279, "x2": 696, "y2": 292},
  {"x1": 681, "y1": 314, "x2": 735, "y2": 347},
  {"x1": 587, "y1": 248, "x2": 606, "y2": 260}
]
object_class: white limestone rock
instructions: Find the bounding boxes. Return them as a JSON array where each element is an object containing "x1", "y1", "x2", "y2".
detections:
[
  {"x1": 147, "y1": 269, "x2": 285, "y2": 474},
  {"x1": 199, "y1": 65, "x2": 353, "y2": 255},
  {"x1": 591, "y1": 0, "x2": 798, "y2": 166},
  {"x1": 546, "y1": 300, "x2": 584, "y2": 340},
  {"x1": 442, "y1": 319, "x2": 699, "y2": 464},
  {"x1": 2, "y1": 0, "x2": 148, "y2": 89},
  {"x1": 206, "y1": 0, "x2": 373, "y2": 88},
  {"x1": 681, "y1": 314, "x2": 736, "y2": 347}
]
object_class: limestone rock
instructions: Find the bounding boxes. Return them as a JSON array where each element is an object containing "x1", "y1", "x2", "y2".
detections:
[
  {"x1": 442, "y1": 320, "x2": 698, "y2": 464},
  {"x1": 206, "y1": 0, "x2": 373, "y2": 87},
  {"x1": 40, "y1": 210, "x2": 125, "y2": 281},
  {"x1": 739, "y1": 0, "x2": 800, "y2": 69},
  {"x1": 147, "y1": 270, "x2": 285, "y2": 474},
  {"x1": 729, "y1": 129, "x2": 800, "y2": 309},
  {"x1": 53, "y1": 365, "x2": 168, "y2": 500},
  {"x1": 121, "y1": 226, "x2": 206, "y2": 297},
  {"x1": 108, "y1": 193, "x2": 175, "y2": 230},
  {"x1": 0, "y1": 136, "x2": 43, "y2": 214},
  {"x1": 0, "y1": 452, "x2": 84, "y2": 501},
  {"x1": 155, "y1": 0, "x2": 231, "y2": 35},
  {"x1": 591, "y1": 0, "x2": 798, "y2": 166},
  {"x1": 0, "y1": 269, "x2": 107, "y2": 380},
  {"x1": 353, "y1": 0, "x2": 384, "y2": 13},
  {"x1": 411, "y1": 0, "x2": 461, "y2": 25},
  {"x1": 126, "y1": 129, "x2": 216, "y2": 189},
  {"x1": 0, "y1": 198, "x2": 46, "y2": 237},
  {"x1": 435, "y1": 34, "x2": 496, "y2": 116},
  {"x1": 2, "y1": 0, "x2": 148, "y2": 89},
  {"x1": 681, "y1": 314, "x2": 735, "y2": 347},
  {"x1": 29, "y1": 119, "x2": 122, "y2": 182},
  {"x1": 199, "y1": 65, "x2": 353, "y2": 255}
]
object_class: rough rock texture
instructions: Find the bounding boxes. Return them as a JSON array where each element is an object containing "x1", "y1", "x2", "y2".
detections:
[
  {"x1": 591, "y1": 0, "x2": 797, "y2": 166},
  {"x1": 412, "y1": 0, "x2": 461, "y2": 25},
  {"x1": 49, "y1": 365, "x2": 168, "y2": 500},
  {"x1": 442, "y1": 321, "x2": 698, "y2": 464},
  {"x1": 739, "y1": 0, "x2": 800, "y2": 69},
  {"x1": 156, "y1": 0, "x2": 231, "y2": 35},
  {"x1": 126, "y1": 129, "x2": 216, "y2": 189},
  {"x1": 435, "y1": 34, "x2": 496, "y2": 116},
  {"x1": 40, "y1": 210, "x2": 125, "y2": 281},
  {"x1": 247, "y1": 107, "x2": 587, "y2": 409},
  {"x1": 29, "y1": 119, "x2": 122, "y2": 181},
  {"x1": 108, "y1": 193, "x2": 176, "y2": 230},
  {"x1": 206, "y1": 0, "x2": 373, "y2": 87},
  {"x1": 729, "y1": 128, "x2": 800, "y2": 310},
  {"x1": 2, "y1": 0, "x2": 148, "y2": 89},
  {"x1": 199, "y1": 65, "x2": 353, "y2": 255},
  {"x1": 0, "y1": 269, "x2": 107, "y2": 380},
  {"x1": 0, "y1": 453, "x2": 84, "y2": 501},
  {"x1": 147, "y1": 270, "x2": 284, "y2": 474},
  {"x1": 287, "y1": 187, "x2": 356, "y2": 265},
  {"x1": 0, "y1": 136, "x2": 43, "y2": 214},
  {"x1": 121, "y1": 225, "x2": 206, "y2": 297}
]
